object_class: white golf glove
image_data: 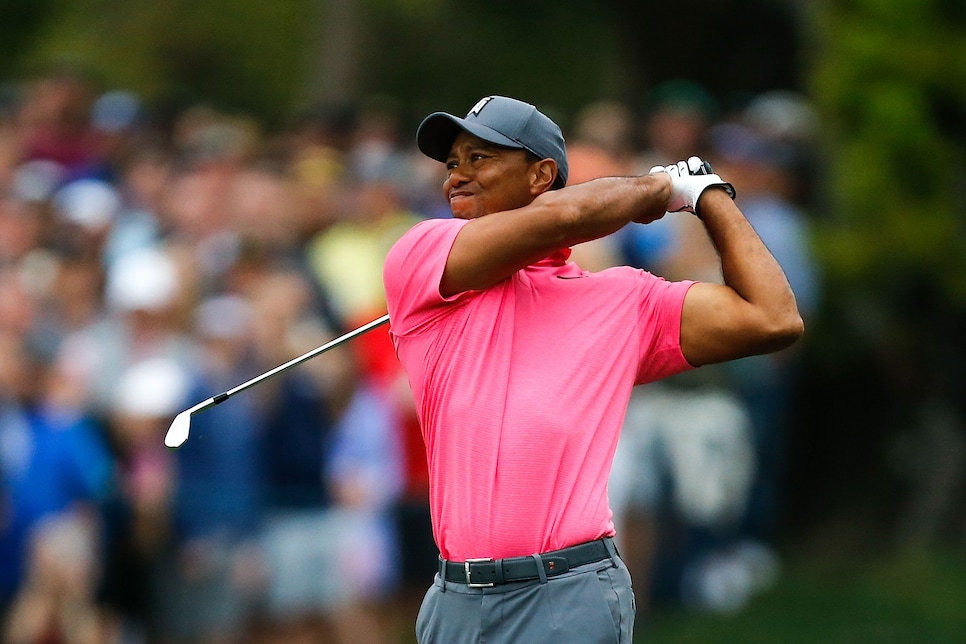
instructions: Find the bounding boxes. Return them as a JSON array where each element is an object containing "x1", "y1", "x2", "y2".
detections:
[{"x1": 649, "y1": 156, "x2": 736, "y2": 216}]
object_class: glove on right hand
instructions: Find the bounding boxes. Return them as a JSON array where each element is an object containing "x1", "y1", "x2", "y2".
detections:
[{"x1": 649, "y1": 156, "x2": 736, "y2": 216}]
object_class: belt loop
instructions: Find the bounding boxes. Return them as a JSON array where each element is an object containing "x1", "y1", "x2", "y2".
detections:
[
  {"x1": 603, "y1": 537, "x2": 619, "y2": 567},
  {"x1": 531, "y1": 553, "x2": 548, "y2": 584},
  {"x1": 438, "y1": 556, "x2": 447, "y2": 593}
]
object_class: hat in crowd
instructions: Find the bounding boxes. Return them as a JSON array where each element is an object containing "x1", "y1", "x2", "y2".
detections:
[
  {"x1": 710, "y1": 122, "x2": 799, "y2": 171},
  {"x1": 742, "y1": 90, "x2": 817, "y2": 142},
  {"x1": 52, "y1": 178, "x2": 121, "y2": 231},
  {"x1": 92, "y1": 90, "x2": 142, "y2": 132},
  {"x1": 645, "y1": 79, "x2": 718, "y2": 120},
  {"x1": 416, "y1": 95, "x2": 568, "y2": 189},
  {"x1": 113, "y1": 357, "x2": 190, "y2": 419},
  {"x1": 13, "y1": 160, "x2": 66, "y2": 202},
  {"x1": 106, "y1": 247, "x2": 180, "y2": 312},
  {"x1": 193, "y1": 294, "x2": 253, "y2": 340}
]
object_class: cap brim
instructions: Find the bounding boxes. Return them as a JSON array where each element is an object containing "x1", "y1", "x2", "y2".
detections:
[{"x1": 416, "y1": 112, "x2": 523, "y2": 162}]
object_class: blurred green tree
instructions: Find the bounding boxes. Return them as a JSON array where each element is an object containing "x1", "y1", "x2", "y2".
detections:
[
  {"x1": 789, "y1": 0, "x2": 966, "y2": 543},
  {"x1": 4, "y1": 0, "x2": 803, "y2": 128},
  {"x1": 0, "y1": 0, "x2": 53, "y2": 78},
  {"x1": 7, "y1": 0, "x2": 311, "y2": 122}
]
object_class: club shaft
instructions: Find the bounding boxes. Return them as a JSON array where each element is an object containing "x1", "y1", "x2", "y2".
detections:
[{"x1": 217, "y1": 313, "x2": 390, "y2": 404}]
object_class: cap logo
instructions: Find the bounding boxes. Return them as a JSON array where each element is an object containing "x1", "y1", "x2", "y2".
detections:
[{"x1": 469, "y1": 97, "x2": 493, "y2": 116}]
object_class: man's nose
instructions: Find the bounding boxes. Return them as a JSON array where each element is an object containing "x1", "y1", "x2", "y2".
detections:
[{"x1": 446, "y1": 163, "x2": 470, "y2": 186}]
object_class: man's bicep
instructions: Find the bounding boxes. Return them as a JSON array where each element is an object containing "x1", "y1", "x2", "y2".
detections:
[
  {"x1": 385, "y1": 219, "x2": 466, "y2": 330},
  {"x1": 679, "y1": 282, "x2": 763, "y2": 366}
]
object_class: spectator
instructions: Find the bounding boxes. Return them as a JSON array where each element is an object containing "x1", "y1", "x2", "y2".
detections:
[
  {"x1": 617, "y1": 80, "x2": 720, "y2": 275},
  {"x1": 710, "y1": 93, "x2": 821, "y2": 546},
  {"x1": 14, "y1": 65, "x2": 103, "y2": 181},
  {"x1": 50, "y1": 177, "x2": 121, "y2": 264},
  {"x1": 55, "y1": 245, "x2": 196, "y2": 421},
  {"x1": 0, "y1": 330, "x2": 115, "y2": 637},
  {"x1": 609, "y1": 210, "x2": 759, "y2": 616},
  {"x1": 611, "y1": 89, "x2": 821, "y2": 617},
  {"x1": 152, "y1": 296, "x2": 265, "y2": 643},
  {"x1": 609, "y1": 80, "x2": 760, "y2": 617},
  {"x1": 565, "y1": 99, "x2": 637, "y2": 271},
  {"x1": 247, "y1": 268, "x2": 401, "y2": 643},
  {"x1": 634, "y1": 79, "x2": 718, "y2": 173},
  {"x1": 101, "y1": 132, "x2": 172, "y2": 266},
  {"x1": 99, "y1": 357, "x2": 189, "y2": 638},
  {"x1": 3, "y1": 512, "x2": 105, "y2": 644},
  {"x1": 304, "y1": 137, "x2": 432, "y2": 634}
]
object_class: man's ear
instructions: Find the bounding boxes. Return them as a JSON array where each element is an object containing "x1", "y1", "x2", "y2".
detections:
[{"x1": 530, "y1": 158, "x2": 557, "y2": 194}]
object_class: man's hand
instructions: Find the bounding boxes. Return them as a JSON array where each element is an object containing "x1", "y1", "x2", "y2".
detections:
[{"x1": 649, "y1": 156, "x2": 736, "y2": 216}]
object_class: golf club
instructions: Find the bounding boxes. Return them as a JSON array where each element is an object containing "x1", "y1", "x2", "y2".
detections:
[{"x1": 164, "y1": 313, "x2": 390, "y2": 449}]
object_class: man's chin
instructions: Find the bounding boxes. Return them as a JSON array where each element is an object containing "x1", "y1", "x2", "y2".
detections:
[{"x1": 449, "y1": 202, "x2": 481, "y2": 220}]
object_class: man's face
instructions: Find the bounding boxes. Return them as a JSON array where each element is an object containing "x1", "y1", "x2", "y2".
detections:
[{"x1": 443, "y1": 131, "x2": 540, "y2": 220}]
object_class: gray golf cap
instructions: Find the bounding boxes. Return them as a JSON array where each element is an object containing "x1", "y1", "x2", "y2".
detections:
[{"x1": 416, "y1": 95, "x2": 568, "y2": 190}]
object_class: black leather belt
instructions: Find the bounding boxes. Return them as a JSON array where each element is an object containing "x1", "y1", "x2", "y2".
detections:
[{"x1": 441, "y1": 538, "x2": 614, "y2": 587}]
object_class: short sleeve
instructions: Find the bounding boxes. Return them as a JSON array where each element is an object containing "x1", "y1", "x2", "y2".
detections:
[
  {"x1": 634, "y1": 275, "x2": 697, "y2": 384},
  {"x1": 383, "y1": 218, "x2": 470, "y2": 336}
]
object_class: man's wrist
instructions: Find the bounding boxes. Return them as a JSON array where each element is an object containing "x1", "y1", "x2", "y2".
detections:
[
  {"x1": 652, "y1": 172, "x2": 673, "y2": 208},
  {"x1": 695, "y1": 185, "x2": 737, "y2": 220},
  {"x1": 632, "y1": 173, "x2": 673, "y2": 224}
]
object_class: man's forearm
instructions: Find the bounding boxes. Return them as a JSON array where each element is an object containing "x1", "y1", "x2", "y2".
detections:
[
  {"x1": 530, "y1": 173, "x2": 673, "y2": 246},
  {"x1": 441, "y1": 174, "x2": 672, "y2": 295},
  {"x1": 698, "y1": 189, "x2": 803, "y2": 335}
]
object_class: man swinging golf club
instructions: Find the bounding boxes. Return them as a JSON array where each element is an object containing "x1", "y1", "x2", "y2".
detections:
[{"x1": 383, "y1": 95, "x2": 803, "y2": 643}]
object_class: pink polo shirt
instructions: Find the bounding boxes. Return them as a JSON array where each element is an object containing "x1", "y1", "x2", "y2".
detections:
[{"x1": 384, "y1": 217, "x2": 695, "y2": 561}]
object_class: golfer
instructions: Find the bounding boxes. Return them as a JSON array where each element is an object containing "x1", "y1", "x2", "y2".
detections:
[{"x1": 383, "y1": 95, "x2": 803, "y2": 643}]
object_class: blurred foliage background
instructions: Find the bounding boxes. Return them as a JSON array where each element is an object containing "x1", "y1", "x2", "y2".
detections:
[{"x1": 2, "y1": 0, "x2": 965, "y2": 639}]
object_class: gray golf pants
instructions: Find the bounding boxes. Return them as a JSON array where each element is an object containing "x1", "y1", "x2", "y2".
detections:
[{"x1": 415, "y1": 552, "x2": 636, "y2": 643}]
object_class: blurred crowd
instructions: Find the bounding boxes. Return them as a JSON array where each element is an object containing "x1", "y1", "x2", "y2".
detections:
[{"x1": 0, "y1": 66, "x2": 821, "y2": 643}]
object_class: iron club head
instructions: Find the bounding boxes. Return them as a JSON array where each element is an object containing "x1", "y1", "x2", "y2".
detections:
[{"x1": 164, "y1": 409, "x2": 192, "y2": 449}]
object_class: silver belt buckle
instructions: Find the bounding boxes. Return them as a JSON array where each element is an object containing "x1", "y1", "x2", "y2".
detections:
[{"x1": 464, "y1": 558, "x2": 495, "y2": 587}]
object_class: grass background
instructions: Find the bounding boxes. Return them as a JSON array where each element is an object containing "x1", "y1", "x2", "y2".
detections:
[{"x1": 636, "y1": 546, "x2": 966, "y2": 643}]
